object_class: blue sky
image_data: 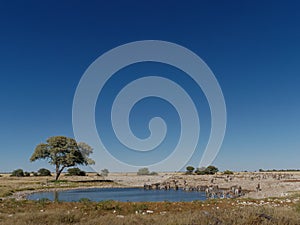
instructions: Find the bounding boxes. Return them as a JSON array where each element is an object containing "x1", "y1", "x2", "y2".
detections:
[{"x1": 0, "y1": 1, "x2": 299, "y2": 172}]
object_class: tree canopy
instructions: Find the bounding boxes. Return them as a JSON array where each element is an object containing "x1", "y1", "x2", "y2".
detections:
[{"x1": 30, "y1": 136, "x2": 94, "y2": 180}]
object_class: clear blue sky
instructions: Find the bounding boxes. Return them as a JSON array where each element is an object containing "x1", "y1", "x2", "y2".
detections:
[{"x1": 0, "y1": 1, "x2": 299, "y2": 172}]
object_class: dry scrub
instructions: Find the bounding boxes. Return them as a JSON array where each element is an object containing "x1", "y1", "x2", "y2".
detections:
[{"x1": 0, "y1": 198, "x2": 300, "y2": 225}]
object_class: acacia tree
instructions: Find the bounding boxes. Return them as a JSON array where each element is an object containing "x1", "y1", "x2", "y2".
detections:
[{"x1": 30, "y1": 136, "x2": 94, "y2": 180}]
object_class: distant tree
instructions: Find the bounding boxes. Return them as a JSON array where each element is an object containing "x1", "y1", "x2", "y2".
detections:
[
  {"x1": 195, "y1": 167, "x2": 206, "y2": 175},
  {"x1": 24, "y1": 171, "x2": 30, "y2": 177},
  {"x1": 38, "y1": 168, "x2": 52, "y2": 176},
  {"x1": 66, "y1": 167, "x2": 86, "y2": 176},
  {"x1": 186, "y1": 166, "x2": 195, "y2": 174},
  {"x1": 100, "y1": 169, "x2": 109, "y2": 177},
  {"x1": 259, "y1": 169, "x2": 264, "y2": 172},
  {"x1": 30, "y1": 136, "x2": 94, "y2": 180},
  {"x1": 11, "y1": 169, "x2": 24, "y2": 177},
  {"x1": 137, "y1": 168, "x2": 150, "y2": 175},
  {"x1": 204, "y1": 165, "x2": 219, "y2": 175}
]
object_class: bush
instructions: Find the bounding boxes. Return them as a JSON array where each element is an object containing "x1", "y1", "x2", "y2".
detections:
[
  {"x1": 66, "y1": 168, "x2": 86, "y2": 176},
  {"x1": 223, "y1": 170, "x2": 234, "y2": 175},
  {"x1": 204, "y1": 165, "x2": 219, "y2": 175},
  {"x1": 24, "y1": 171, "x2": 30, "y2": 177},
  {"x1": 32, "y1": 172, "x2": 38, "y2": 176},
  {"x1": 186, "y1": 166, "x2": 195, "y2": 174},
  {"x1": 137, "y1": 168, "x2": 150, "y2": 175},
  {"x1": 195, "y1": 167, "x2": 206, "y2": 175},
  {"x1": 149, "y1": 171, "x2": 158, "y2": 175},
  {"x1": 100, "y1": 169, "x2": 109, "y2": 177},
  {"x1": 194, "y1": 166, "x2": 219, "y2": 175},
  {"x1": 11, "y1": 169, "x2": 24, "y2": 177},
  {"x1": 38, "y1": 168, "x2": 52, "y2": 176}
]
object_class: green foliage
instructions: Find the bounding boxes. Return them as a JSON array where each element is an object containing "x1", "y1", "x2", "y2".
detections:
[
  {"x1": 192, "y1": 165, "x2": 219, "y2": 175},
  {"x1": 100, "y1": 169, "x2": 109, "y2": 177},
  {"x1": 195, "y1": 167, "x2": 206, "y2": 175},
  {"x1": 223, "y1": 170, "x2": 234, "y2": 175},
  {"x1": 136, "y1": 168, "x2": 157, "y2": 175},
  {"x1": 204, "y1": 165, "x2": 219, "y2": 174},
  {"x1": 24, "y1": 171, "x2": 30, "y2": 177},
  {"x1": 30, "y1": 136, "x2": 94, "y2": 180},
  {"x1": 11, "y1": 169, "x2": 24, "y2": 177},
  {"x1": 186, "y1": 166, "x2": 195, "y2": 174},
  {"x1": 32, "y1": 172, "x2": 38, "y2": 176},
  {"x1": 38, "y1": 168, "x2": 52, "y2": 176},
  {"x1": 137, "y1": 168, "x2": 150, "y2": 175},
  {"x1": 66, "y1": 168, "x2": 86, "y2": 176},
  {"x1": 77, "y1": 142, "x2": 95, "y2": 165}
]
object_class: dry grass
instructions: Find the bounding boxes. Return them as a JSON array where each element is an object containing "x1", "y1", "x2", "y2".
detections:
[{"x1": 0, "y1": 199, "x2": 300, "y2": 225}]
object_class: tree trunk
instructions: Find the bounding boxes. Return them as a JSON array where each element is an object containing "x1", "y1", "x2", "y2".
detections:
[{"x1": 55, "y1": 165, "x2": 65, "y2": 181}]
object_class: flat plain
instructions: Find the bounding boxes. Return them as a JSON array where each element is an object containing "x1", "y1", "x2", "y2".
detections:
[{"x1": 1, "y1": 172, "x2": 300, "y2": 224}]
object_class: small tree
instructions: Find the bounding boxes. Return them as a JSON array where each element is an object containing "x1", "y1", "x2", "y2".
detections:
[
  {"x1": 186, "y1": 166, "x2": 195, "y2": 174},
  {"x1": 204, "y1": 165, "x2": 219, "y2": 175},
  {"x1": 38, "y1": 168, "x2": 52, "y2": 176},
  {"x1": 11, "y1": 169, "x2": 24, "y2": 177},
  {"x1": 101, "y1": 169, "x2": 109, "y2": 177},
  {"x1": 30, "y1": 136, "x2": 94, "y2": 180},
  {"x1": 137, "y1": 168, "x2": 150, "y2": 175}
]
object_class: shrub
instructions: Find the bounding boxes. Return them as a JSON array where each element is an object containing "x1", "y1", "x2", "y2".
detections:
[
  {"x1": 137, "y1": 168, "x2": 150, "y2": 175},
  {"x1": 195, "y1": 167, "x2": 206, "y2": 175},
  {"x1": 204, "y1": 165, "x2": 219, "y2": 175},
  {"x1": 32, "y1": 172, "x2": 38, "y2": 176},
  {"x1": 149, "y1": 171, "x2": 158, "y2": 175},
  {"x1": 38, "y1": 168, "x2": 52, "y2": 176},
  {"x1": 100, "y1": 169, "x2": 109, "y2": 177},
  {"x1": 66, "y1": 168, "x2": 86, "y2": 176},
  {"x1": 194, "y1": 166, "x2": 219, "y2": 175},
  {"x1": 223, "y1": 170, "x2": 234, "y2": 175},
  {"x1": 11, "y1": 169, "x2": 24, "y2": 177},
  {"x1": 24, "y1": 171, "x2": 30, "y2": 177}
]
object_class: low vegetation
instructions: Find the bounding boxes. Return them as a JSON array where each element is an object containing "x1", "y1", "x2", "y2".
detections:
[
  {"x1": 65, "y1": 168, "x2": 86, "y2": 176},
  {"x1": 0, "y1": 198, "x2": 300, "y2": 225},
  {"x1": 11, "y1": 169, "x2": 25, "y2": 177},
  {"x1": 100, "y1": 169, "x2": 109, "y2": 177},
  {"x1": 137, "y1": 168, "x2": 158, "y2": 176},
  {"x1": 37, "y1": 168, "x2": 52, "y2": 176},
  {"x1": 186, "y1": 165, "x2": 219, "y2": 175},
  {"x1": 223, "y1": 170, "x2": 234, "y2": 175}
]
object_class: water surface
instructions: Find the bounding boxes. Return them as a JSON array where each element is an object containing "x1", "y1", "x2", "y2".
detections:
[{"x1": 27, "y1": 187, "x2": 207, "y2": 202}]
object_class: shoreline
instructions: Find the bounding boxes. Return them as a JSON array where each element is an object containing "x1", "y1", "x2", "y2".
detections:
[{"x1": 3, "y1": 172, "x2": 300, "y2": 201}]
